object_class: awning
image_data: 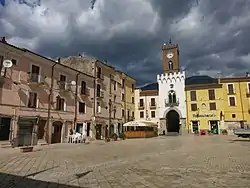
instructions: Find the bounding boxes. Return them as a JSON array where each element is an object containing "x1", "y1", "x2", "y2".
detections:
[{"x1": 123, "y1": 121, "x2": 158, "y2": 127}]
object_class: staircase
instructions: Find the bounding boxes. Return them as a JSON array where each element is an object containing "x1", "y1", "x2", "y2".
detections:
[
  {"x1": 38, "y1": 139, "x2": 48, "y2": 146},
  {"x1": 0, "y1": 141, "x2": 12, "y2": 148},
  {"x1": 167, "y1": 132, "x2": 179, "y2": 136}
]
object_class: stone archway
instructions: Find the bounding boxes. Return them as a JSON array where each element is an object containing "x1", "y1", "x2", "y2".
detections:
[
  {"x1": 166, "y1": 110, "x2": 180, "y2": 134},
  {"x1": 52, "y1": 121, "x2": 63, "y2": 144}
]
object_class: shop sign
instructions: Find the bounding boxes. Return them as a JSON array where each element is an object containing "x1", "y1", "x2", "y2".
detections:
[{"x1": 193, "y1": 114, "x2": 216, "y2": 118}]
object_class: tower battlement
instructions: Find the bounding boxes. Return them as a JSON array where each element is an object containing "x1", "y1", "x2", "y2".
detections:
[{"x1": 157, "y1": 71, "x2": 185, "y2": 83}]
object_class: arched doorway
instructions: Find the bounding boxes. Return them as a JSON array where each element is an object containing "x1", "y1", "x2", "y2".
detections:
[
  {"x1": 166, "y1": 110, "x2": 180, "y2": 133},
  {"x1": 52, "y1": 121, "x2": 63, "y2": 144}
]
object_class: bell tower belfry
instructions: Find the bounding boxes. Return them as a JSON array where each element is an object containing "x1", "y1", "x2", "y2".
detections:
[{"x1": 162, "y1": 38, "x2": 180, "y2": 73}]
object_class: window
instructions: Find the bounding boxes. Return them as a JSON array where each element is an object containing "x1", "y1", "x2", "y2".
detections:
[
  {"x1": 0, "y1": 55, "x2": 6, "y2": 77},
  {"x1": 122, "y1": 109, "x2": 125, "y2": 117},
  {"x1": 140, "y1": 111, "x2": 144, "y2": 118},
  {"x1": 114, "y1": 95, "x2": 116, "y2": 102},
  {"x1": 168, "y1": 90, "x2": 177, "y2": 103},
  {"x1": 114, "y1": 81, "x2": 116, "y2": 90},
  {"x1": 11, "y1": 59, "x2": 17, "y2": 65},
  {"x1": 132, "y1": 97, "x2": 134, "y2": 104},
  {"x1": 96, "y1": 102, "x2": 101, "y2": 113},
  {"x1": 209, "y1": 102, "x2": 216, "y2": 110},
  {"x1": 248, "y1": 83, "x2": 250, "y2": 94},
  {"x1": 81, "y1": 81, "x2": 86, "y2": 94},
  {"x1": 122, "y1": 93, "x2": 125, "y2": 101},
  {"x1": 127, "y1": 110, "x2": 130, "y2": 120},
  {"x1": 28, "y1": 92, "x2": 37, "y2": 108},
  {"x1": 97, "y1": 84, "x2": 101, "y2": 97},
  {"x1": 139, "y1": 99, "x2": 144, "y2": 107},
  {"x1": 208, "y1": 90, "x2": 215, "y2": 100},
  {"x1": 31, "y1": 65, "x2": 40, "y2": 82},
  {"x1": 168, "y1": 61, "x2": 173, "y2": 70},
  {"x1": 229, "y1": 96, "x2": 236, "y2": 106},
  {"x1": 56, "y1": 96, "x2": 65, "y2": 111},
  {"x1": 227, "y1": 84, "x2": 234, "y2": 94},
  {"x1": 132, "y1": 111, "x2": 134, "y2": 118},
  {"x1": 190, "y1": 91, "x2": 196, "y2": 101},
  {"x1": 79, "y1": 102, "x2": 86, "y2": 113},
  {"x1": 122, "y1": 79, "x2": 125, "y2": 88},
  {"x1": 232, "y1": 114, "x2": 236, "y2": 118},
  {"x1": 151, "y1": 98, "x2": 156, "y2": 106},
  {"x1": 59, "y1": 74, "x2": 66, "y2": 89},
  {"x1": 97, "y1": 67, "x2": 102, "y2": 78},
  {"x1": 132, "y1": 84, "x2": 134, "y2": 92},
  {"x1": 151, "y1": 111, "x2": 155, "y2": 118},
  {"x1": 191, "y1": 103, "x2": 197, "y2": 111}
]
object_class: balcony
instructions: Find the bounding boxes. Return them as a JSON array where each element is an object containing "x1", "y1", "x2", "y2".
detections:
[
  {"x1": 138, "y1": 103, "x2": 144, "y2": 110},
  {"x1": 149, "y1": 102, "x2": 157, "y2": 109},
  {"x1": 58, "y1": 81, "x2": 71, "y2": 91},
  {"x1": 165, "y1": 98, "x2": 179, "y2": 107},
  {"x1": 96, "y1": 73, "x2": 104, "y2": 81},
  {"x1": 128, "y1": 116, "x2": 135, "y2": 121},
  {"x1": 96, "y1": 91, "x2": 104, "y2": 98},
  {"x1": 80, "y1": 88, "x2": 90, "y2": 96},
  {"x1": 28, "y1": 73, "x2": 45, "y2": 85},
  {"x1": 227, "y1": 90, "x2": 236, "y2": 95}
]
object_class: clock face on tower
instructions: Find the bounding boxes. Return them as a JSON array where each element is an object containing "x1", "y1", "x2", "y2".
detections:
[{"x1": 167, "y1": 52, "x2": 174, "y2": 59}]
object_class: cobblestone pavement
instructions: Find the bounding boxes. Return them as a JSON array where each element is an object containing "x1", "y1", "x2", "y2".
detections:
[{"x1": 0, "y1": 135, "x2": 250, "y2": 187}]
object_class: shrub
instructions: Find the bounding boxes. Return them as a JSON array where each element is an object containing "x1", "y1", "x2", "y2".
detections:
[
  {"x1": 110, "y1": 133, "x2": 118, "y2": 139},
  {"x1": 119, "y1": 133, "x2": 126, "y2": 140},
  {"x1": 222, "y1": 129, "x2": 228, "y2": 134}
]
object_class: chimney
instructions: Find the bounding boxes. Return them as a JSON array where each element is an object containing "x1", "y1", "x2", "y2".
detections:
[
  {"x1": 1, "y1": 37, "x2": 6, "y2": 43},
  {"x1": 57, "y1": 57, "x2": 61, "y2": 63},
  {"x1": 246, "y1": 72, "x2": 250, "y2": 77}
]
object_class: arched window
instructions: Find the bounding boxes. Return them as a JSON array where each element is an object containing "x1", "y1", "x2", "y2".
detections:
[
  {"x1": 168, "y1": 90, "x2": 177, "y2": 104},
  {"x1": 172, "y1": 92, "x2": 177, "y2": 103},
  {"x1": 168, "y1": 61, "x2": 173, "y2": 70}
]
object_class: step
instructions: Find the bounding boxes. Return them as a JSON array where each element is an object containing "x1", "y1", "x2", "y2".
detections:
[
  {"x1": 167, "y1": 132, "x2": 179, "y2": 136},
  {"x1": 38, "y1": 139, "x2": 48, "y2": 146},
  {"x1": 0, "y1": 141, "x2": 12, "y2": 148}
]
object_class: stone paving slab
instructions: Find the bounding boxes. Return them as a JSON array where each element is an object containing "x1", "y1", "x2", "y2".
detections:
[{"x1": 0, "y1": 136, "x2": 250, "y2": 187}]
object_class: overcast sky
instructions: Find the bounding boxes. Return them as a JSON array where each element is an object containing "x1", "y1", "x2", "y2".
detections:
[{"x1": 1, "y1": 0, "x2": 250, "y2": 86}]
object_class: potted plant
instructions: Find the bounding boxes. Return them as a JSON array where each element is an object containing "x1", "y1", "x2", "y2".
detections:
[
  {"x1": 20, "y1": 145, "x2": 33, "y2": 153},
  {"x1": 194, "y1": 130, "x2": 199, "y2": 135},
  {"x1": 200, "y1": 129, "x2": 206, "y2": 136},
  {"x1": 119, "y1": 133, "x2": 126, "y2": 140},
  {"x1": 207, "y1": 130, "x2": 213, "y2": 135},
  {"x1": 221, "y1": 129, "x2": 228, "y2": 135},
  {"x1": 110, "y1": 133, "x2": 118, "y2": 141},
  {"x1": 105, "y1": 137, "x2": 110, "y2": 142}
]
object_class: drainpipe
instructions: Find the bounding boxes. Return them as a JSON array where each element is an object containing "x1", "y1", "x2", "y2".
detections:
[
  {"x1": 185, "y1": 89, "x2": 189, "y2": 134},
  {"x1": 45, "y1": 59, "x2": 59, "y2": 144},
  {"x1": 93, "y1": 60, "x2": 97, "y2": 137},
  {"x1": 73, "y1": 72, "x2": 81, "y2": 130},
  {"x1": 239, "y1": 81, "x2": 245, "y2": 127}
]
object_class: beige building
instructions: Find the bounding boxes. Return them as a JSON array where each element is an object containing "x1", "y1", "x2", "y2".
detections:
[
  {"x1": 135, "y1": 84, "x2": 159, "y2": 126},
  {"x1": 0, "y1": 37, "x2": 135, "y2": 147}
]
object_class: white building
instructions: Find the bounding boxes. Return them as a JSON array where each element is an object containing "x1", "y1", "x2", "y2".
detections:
[{"x1": 135, "y1": 41, "x2": 187, "y2": 135}]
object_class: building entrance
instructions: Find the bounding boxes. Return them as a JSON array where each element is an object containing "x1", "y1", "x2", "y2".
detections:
[{"x1": 166, "y1": 110, "x2": 180, "y2": 134}]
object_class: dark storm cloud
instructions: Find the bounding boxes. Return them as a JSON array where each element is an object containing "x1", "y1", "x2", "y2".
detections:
[{"x1": 1, "y1": 0, "x2": 250, "y2": 85}]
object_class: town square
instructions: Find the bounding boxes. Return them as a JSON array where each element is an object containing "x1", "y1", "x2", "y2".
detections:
[
  {"x1": 1, "y1": 0, "x2": 250, "y2": 187},
  {"x1": 1, "y1": 135, "x2": 250, "y2": 187}
]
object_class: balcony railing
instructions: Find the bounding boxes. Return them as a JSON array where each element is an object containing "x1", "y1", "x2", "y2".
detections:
[
  {"x1": 149, "y1": 102, "x2": 157, "y2": 109},
  {"x1": 128, "y1": 116, "x2": 135, "y2": 121},
  {"x1": 96, "y1": 91, "x2": 104, "y2": 98},
  {"x1": 96, "y1": 73, "x2": 104, "y2": 80},
  {"x1": 80, "y1": 88, "x2": 90, "y2": 96},
  {"x1": 227, "y1": 90, "x2": 236, "y2": 95},
  {"x1": 28, "y1": 73, "x2": 42, "y2": 84},
  {"x1": 138, "y1": 102, "x2": 144, "y2": 109},
  {"x1": 165, "y1": 98, "x2": 179, "y2": 107}
]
